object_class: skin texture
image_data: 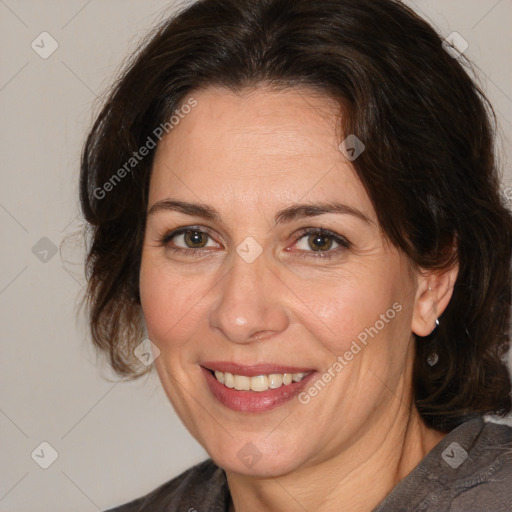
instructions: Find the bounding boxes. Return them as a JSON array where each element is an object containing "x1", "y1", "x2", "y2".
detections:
[{"x1": 139, "y1": 86, "x2": 458, "y2": 512}]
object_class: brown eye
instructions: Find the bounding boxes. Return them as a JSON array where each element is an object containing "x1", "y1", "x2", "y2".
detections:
[
  {"x1": 292, "y1": 228, "x2": 351, "y2": 259},
  {"x1": 160, "y1": 227, "x2": 218, "y2": 251},
  {"x1": 296, "y1": 231, "x2": 339, "y2": 252},
  {"x1": 307, "y1": 232, "x2": 334, "y2": 252},
  {"x1": 183, "y1": 229, "x2": 209, "y2": 248}
]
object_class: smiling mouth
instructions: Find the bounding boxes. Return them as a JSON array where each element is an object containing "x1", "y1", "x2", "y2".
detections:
[
  {"x1": 208, "y1": 369, "x2": 310, "y2": 392},
  {"x1": 201, "y1": 364, "x2": 317, "y2": 412}
]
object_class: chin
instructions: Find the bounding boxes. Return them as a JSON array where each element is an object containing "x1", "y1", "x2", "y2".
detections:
[{"x1": 205, "y1": 434, "x2": 310, "y2": 478}]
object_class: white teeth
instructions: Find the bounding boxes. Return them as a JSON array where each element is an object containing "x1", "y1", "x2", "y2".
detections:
[
  {"x1": 213, "y1": 371, "x2": 307, "y2": 392},
  {"x1": 268, "y1": 373, "x2": 283, "y2": 389},
  {"x1": 233, "y1": 375, "x2": 251, "y2": 390},
  {"x1": 250, "y1": 375, "x2": 268, "y2": 392},
  {"x1": 224, "y1": 372, "x2": 234, "y2": 388}
]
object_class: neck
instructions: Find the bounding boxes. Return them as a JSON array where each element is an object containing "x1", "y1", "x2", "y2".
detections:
[{"x1": 226, "y1": 405, "x2": 445, "y2": 512}]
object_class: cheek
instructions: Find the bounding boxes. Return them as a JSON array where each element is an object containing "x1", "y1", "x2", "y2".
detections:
[
  {"x1": 139, "y1": 259, "x2": 209, "y2": 348},
  {"x1": 290, "y1": 268, "x2": 400, "y2": 356}
]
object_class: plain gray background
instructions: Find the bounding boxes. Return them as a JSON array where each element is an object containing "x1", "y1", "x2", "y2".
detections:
[{"x1": 1, "y1": 1, "x2": 511, "y2": 510}]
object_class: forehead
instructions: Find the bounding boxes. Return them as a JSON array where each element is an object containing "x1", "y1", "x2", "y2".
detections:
[{"x1": 149, "y1": 86, "x2": 375, "y2": 221}]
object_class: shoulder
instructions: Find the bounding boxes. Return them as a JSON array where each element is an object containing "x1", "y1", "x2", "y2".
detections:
[
  {"x1": 446, "y1": 418, "x2": 512, "y2": 511},
  {"x1": 374, "y1": 417, "x2": 512, "y2": 511},
  {"x1": 103, "y1": 458, "x2": 229, "y2": 512}
]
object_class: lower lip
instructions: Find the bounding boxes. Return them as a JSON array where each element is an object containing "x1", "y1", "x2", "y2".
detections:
[{"x1": 201, "y1": 367, "x2": 316, "y2": 413}]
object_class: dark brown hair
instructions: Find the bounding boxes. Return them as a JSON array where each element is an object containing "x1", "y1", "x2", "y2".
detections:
[{"x1": 80, "y1": 0, "x2": 512, "y2": 431}]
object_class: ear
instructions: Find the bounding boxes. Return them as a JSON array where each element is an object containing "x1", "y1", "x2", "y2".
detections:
[{"x1": 411, "y1": 263, "x2": 459, "y2": 337}]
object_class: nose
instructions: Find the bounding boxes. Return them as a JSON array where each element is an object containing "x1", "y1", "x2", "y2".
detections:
[{"x1": 208, "y1": 249, "x2": 289, "y2": 344}]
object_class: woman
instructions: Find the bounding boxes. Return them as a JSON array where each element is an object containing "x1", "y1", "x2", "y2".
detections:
[{"x1": 80, "y1": 0, "x2": 512, "y2": 510}]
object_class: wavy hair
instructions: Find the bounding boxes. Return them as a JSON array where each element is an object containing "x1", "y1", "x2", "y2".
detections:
[{"x1": 80, "y1": 0, "x2": 512, "y2": 431}]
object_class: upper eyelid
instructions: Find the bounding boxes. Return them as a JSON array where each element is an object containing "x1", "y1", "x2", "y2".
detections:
[
  {"x1": 162, "y1": 227, "x2": 225, "y2": 248},
  {"x1": 162, "y1": 226, "x2": 220, "y2": 245}
]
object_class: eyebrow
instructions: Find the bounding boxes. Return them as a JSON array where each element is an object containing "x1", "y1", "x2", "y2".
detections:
[{"x1": 147, "y1": 199, "x2": 372, "y2": 225}]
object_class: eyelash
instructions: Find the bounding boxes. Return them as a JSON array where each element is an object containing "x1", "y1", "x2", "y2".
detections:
[{"x1": 157, "y1": 226, "x2": 351, "y2": 260}]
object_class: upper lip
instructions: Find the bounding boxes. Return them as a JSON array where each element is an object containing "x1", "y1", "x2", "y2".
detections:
[{"x1": 201, "y1": 361, "x2": 315, "y2": 377}]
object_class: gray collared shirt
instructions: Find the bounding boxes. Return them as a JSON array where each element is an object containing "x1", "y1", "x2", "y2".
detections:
[{"x1": 105, "y1": 417, "x2": 512, "y2": 511}]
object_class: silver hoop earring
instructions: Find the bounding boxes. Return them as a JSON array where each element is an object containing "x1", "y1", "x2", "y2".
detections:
[
  {"x1": 427, "y1": 319, "x2": 440, "y2": 366},
  {"x1": 427, "y1": 352, "x2": 439, "y2": 366}
]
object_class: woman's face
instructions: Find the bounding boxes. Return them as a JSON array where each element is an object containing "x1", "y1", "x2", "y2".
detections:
[{"x1": 140, "y1": 86, "x2": 423, "y2": 476}]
